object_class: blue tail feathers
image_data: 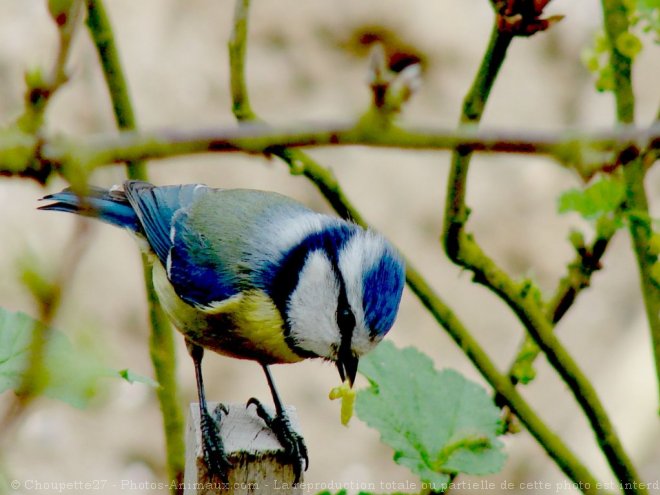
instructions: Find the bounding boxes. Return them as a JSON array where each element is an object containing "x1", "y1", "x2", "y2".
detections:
[{"x1": 38, "y1": 185, "x2": 141, "y2": 232}]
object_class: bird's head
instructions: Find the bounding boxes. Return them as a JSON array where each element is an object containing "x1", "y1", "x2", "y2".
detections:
[{"x1": 270, "y1": 221, "x2": 405, "y2": 386}]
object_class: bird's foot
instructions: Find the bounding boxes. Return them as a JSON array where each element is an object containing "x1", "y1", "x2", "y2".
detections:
[
  {"x1": 200, "y1": 404, "x2": 232, "y2": 482},
  {"x1": 247, "y1": 398, "x2": 308, "y2": 482}
]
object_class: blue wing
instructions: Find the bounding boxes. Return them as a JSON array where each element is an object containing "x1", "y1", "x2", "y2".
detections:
[
  {"x1": 124, "y1": 181, "x2": 238, "y2": 308},
  {"x1": 124, "y1": 181, "x2": 198, "y2": 263},
  {"x1": 41, "y1": 181, "x2": 315, "y2": 310}
]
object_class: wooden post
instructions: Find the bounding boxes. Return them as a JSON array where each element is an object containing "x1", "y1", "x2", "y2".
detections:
[{"x1": 184, "y1": 403, "x2": 302, "y2": 495}]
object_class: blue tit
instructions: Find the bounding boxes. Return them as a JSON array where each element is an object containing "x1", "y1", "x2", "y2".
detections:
[{"x1": 39, "y1": 180, "x2": 405, "y2": 481}]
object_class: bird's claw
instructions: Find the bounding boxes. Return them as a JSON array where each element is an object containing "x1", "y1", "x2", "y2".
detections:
[
  {"x1": 200, "y1": 406, "x2": 232, "y2": 483},
  {"x1": 247, "y1": 397, "x2": 308, "y2": 482},
  {"x1": 213, "y1": 403, "x2": 230, "y2": 418}
]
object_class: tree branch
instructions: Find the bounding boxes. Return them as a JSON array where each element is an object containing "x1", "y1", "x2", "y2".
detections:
[
  {"x1": 86, "y1": 0, "x2": 146, "y2": 180},
  {"x1": 226, "y1": 0, "x2": 608, "y2": 492},
  {"x1": 228, "y1": 0, "x2": 257, "y2": 122},
  {"x1": 442, "y1": 14, "x2": 646, "y2": 495},
  {"x1": 601, "y1": 0, "x2": 660, "y2": 414},
  {"x1": 0, "y1": 120, "x2": 656, "y2": 181},
  {"x1": 508, "y1": 228, "x2": 613, "y2": 385}
]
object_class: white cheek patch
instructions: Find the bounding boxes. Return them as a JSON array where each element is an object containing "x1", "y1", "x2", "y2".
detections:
[
  {"x1": 287, "y1": 250, "x2": 341, "y2": 359},
  {"x1": 338, "y1": 230, "x2": 388, "y2": 356}
]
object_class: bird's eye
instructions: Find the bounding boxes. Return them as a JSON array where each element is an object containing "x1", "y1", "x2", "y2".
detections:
[{"x1": 337, "y1": 307, "x2": 356, "y2": 332}]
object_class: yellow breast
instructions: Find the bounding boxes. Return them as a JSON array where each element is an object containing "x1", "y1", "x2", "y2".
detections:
[{"x1": 152, "y1": 262, "x2": 303, "y2": 364}]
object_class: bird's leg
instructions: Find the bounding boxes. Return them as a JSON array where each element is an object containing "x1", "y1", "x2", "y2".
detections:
[
  {"x1": 187, "y1": 341, "x2": 231, "y2": 481},
  {"x1": 247, "y1": 365, "x2": 308, "y2": 483}
]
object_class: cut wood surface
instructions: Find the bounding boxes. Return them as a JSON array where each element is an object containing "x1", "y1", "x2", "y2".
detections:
[{"x1": 184, "y1": 402, "x2": 302, "y2": 495}]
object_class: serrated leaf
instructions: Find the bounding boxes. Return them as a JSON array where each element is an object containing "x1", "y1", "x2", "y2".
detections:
[
  {"x1": 356, "y1": 342, "x2": 506, "y2": 483},
  {"x1": 0, "y1": 308, "x2": 109, "y2": 408},
  {"x1": 558, "y1": 177, "x2": 625, "y2": 220}
]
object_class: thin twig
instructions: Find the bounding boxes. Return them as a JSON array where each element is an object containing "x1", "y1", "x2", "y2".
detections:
[
  {"x1": 17, "y1": 0, "x2": 84, "y2": 134},
  {"x1": 51, "y1": 0, "x2": 84, "y2": 90},
  {"x1": 404, "y1": 267, "x2": 608, "y2": 495},
  {"x1": 227, "y1": 1, "x2": 608, "y2": 492},
  {"x1": 0, "y1": 220, "x2": 92, "y2": 442},
  {"x1": 85, "y1": 1, "x2": 185, "y2": 489},
  {"x1": 507, "y1": 230, "x2": 612, "y2": 386},
  {"x1": 85, "y1": 0, "x2": 146, "y2": 180},
  {"x1": 442, "y1": 16, "x2": 646, "y2": 495},
  {"x1": 0, "y1": 0, "x2": 90, "y2": 442},
  {"x1": 228, "y1": 0, "x2": 257, "y2": 122},
  {"x1": 601, "y1": 0, "x2": 660, "y2": 414}
]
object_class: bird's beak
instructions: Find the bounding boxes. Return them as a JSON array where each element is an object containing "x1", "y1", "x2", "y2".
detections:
[{"x1": 336, "y1": 351, "x2": 359, "y2": 387}]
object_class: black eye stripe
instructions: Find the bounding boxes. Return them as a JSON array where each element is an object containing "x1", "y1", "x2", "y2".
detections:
[
  {"x1": 265, "y1": 224, "x2": 355, "y2": 325},
  {"x1": 333, "y1": 262, "x2": 355, "y2": 352},
  {"x1": 263, "y1": 223, "x2": 358, "y2": 358}
]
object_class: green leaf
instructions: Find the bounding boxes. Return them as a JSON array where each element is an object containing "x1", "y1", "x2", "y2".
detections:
[
  {"x1": 118, "y1": 368, "x2": 159, "y2": 388},
  {"x1": 356, "y1": 342, "x2": 506, "y2": 484},
  {"x1": 0, "y1": 310, "x2": 32, "y2": 394},
  {"x1": 558, "y1": 177, "x2": 625, "y2": 220},
  {"x1": 0, "y1": 308, "x2": 109, "y2": 408}
]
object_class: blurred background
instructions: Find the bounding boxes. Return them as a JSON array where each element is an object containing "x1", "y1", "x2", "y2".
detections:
[{"x1": 0, "y1": 0, "x2": 659, "y2": 493}]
